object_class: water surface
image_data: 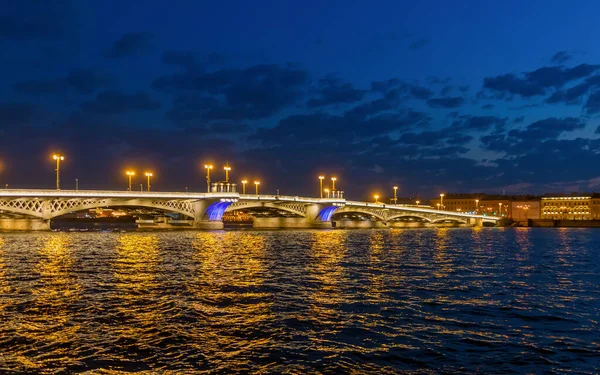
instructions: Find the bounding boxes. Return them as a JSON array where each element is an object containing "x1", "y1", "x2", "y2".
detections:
[{"x1": 0, "y1": 228, "x2": 598, "y2": 374}]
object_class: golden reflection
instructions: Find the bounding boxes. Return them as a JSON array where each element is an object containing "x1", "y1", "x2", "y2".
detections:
[
  {"x1": 367, "y1": 230, "x2": 387, "y2": 299},
  {"x1": 433, "y1": 228, "x2": 453, "y2": 278},
  {"x1": 0, "y1": 236, "x2": 8, "y2": 314},
  {"x1": 308, "y1": 230, "x2": 348, "y2": 319},
  {"x1": 16, "y1": 233, "x2": 82, "y2": 371},
  {"x1": 112, "y1": 234, "x2": 163, "y2": 341},
  {"x1": 188, "y1": 231, "x2": 271, "y2": 362}
]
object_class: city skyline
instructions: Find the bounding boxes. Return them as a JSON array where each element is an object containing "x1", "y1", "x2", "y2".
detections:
[{"x1": 2, "y1": 1, "x2": 600, "y2": 199}]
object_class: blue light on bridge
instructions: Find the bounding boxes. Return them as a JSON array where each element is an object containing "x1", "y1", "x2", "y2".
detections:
[
  {"x1": 317, "y1": 206, "x2": 339, "y2": 222},
  {"x1": 205, "y1": 201, "x2": 233, "y2": 221}
]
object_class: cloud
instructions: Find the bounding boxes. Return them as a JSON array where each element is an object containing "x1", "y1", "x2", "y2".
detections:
[
  {"x1": 0, "y1": 102, "x2": 35, "y2": 128},
  {"x1": 0, "y1": 0, "x2": 72, "y2": 40},
  {"x1": 105, "y1": 32, "x2": 152, "y2": 58},
  {"x1": 550, "y1": 51, "x2": 572, "y2": 65},
  {"x1": 306, "y1": 77, "x2": 366, "y2": 107},
  {"x1": 409, "y1": 38, "x2": 429, "y2": 50},
  {"x1": 14, "y1": 69, "x2": 108, "y2": 95},
  {"x1": 545, "y1": 74, "x2": 600, "y2": 104},
  {"x1": 162, "y1": 50, "x2": 196, "y2": 69},
  {"x1": 81, "y1": 91, "x2": 160, "y2": 114},
  {"x1": 483, "y1": 64, "x2": 600, "y2": 98},
  {"x1": 481, "y1": 104, "x2": 494, "y2": 110},
  {"x1": 584, "y1": 91, "x2": 600, "y2": 116},
  {"x1": 427, "y1": 96, "x2": 464, "y2": 108},
  {"x1": 156, "y1": 64, "x2": 310, "y2": 121},
  {"x1": 451, "y1": 115, "x2": 507, "y2": 132}
]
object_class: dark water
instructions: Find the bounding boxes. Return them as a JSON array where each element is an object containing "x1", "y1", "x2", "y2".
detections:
[{"x1": 0, "y1": 228, "x2": 598, "y2": 374}]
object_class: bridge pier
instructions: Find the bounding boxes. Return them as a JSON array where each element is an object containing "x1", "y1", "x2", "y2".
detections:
[
  {"x1": 0, "y1": 218, "x2": 51, "y2": 231},
  {"x1": 252, "y1": 217, "x2": 332, "y2": 229}
]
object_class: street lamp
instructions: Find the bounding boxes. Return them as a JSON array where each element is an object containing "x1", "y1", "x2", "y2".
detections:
[
  {"x1": 126, "y1": 171, "x2": 135, "y2": 191},
  {"x1": 254, "y1": 180, "x2": 260, "y2": 195},
  {"x1": 319, "y1": 175, "x2": 325, "y2": 198},
  {"x1": 437, "y1": 203, "x2": 441, "y2": 210},
  {"x1": 499, "y1": 202, "x2": 503, "y2": 216},
  {"x1": 224, "y1": 163, "x2": 231, "y2": 182},
  {"x1": 475, "y1": 199, "x2": 479, "y2": 213},
  {"x1": 393, "y1": 186, "x2": 398, "y2": 205},
  {"x1": 374, "y1": 194, "x2": 379, "y2": 203},
  {"x1": 53, "y1": 154, "x2": 65, "y2": 190},
  {"x1": 331, "y1": 177, "x2": 337, "y2": 191},
  {"x1": 241, "y1": 179, "x2": 247, "y2": 194},
  {"x1": 416, "y1": 200, "x2": 420, "y2": 206},
  {"x1": 324, "y1": 188, "x2": 330, "y2": 198},
  {"x1": 204, "y1": 164, "x2": 213, "y2": 192},
  {"x1": 145, "y1": 172, "x2": 153, "y2": 191},
  {"x1": 440, "y1": 193, "x2": 445, "y2": 210}
]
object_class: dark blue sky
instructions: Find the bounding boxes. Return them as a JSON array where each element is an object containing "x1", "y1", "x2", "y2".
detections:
[{"x1": 2, "y1": 0, "x2": 600, "y2": 199}]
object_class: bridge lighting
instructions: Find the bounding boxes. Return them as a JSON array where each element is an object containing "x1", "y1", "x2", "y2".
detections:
[
  {"x1": 241, "y1": 179, "x2": 248, "y2": 194},
  {"x1": 204, "y1": 164, "x2": 213, "y2": 192},
  {"x1": 254, "y1": 180, "x2": 260, "y2": 195},
  {"x1": 374, "y1": 194, "x2": 379, "y2": 203},
  {"x1": 145, "y1": 172, "x2": 153, "y2": 192},
  {"x1": 440, "y1": 193, "x2": 445, "y2": 210},
  {"x1": 52, "y1": 154, "x2": 65, "y2": 190},
  {"x1": 437, "y1": 203, "x2": 441, "y2": 210},
  {"x1": 319, "y1": 175, "x2": 325, "y2": 198},
  {"x1": 393, "y1": 186, "x2": 398, "y2": 205},
  {"x1": 331, "y1": 177, "x2": 337, "y2": 191},
  {"x1": 416, "y1": 200, "x2": 420, "y2": 206},
  {"x1": 224, "y1": 163, "x2": 231, "y2": 182},
  {"x1": 324, "y1": 188, "x2": 330, "y2": 198},
  {"x1": 126, "y1": 171, "x2": 135, "y2": 191}
]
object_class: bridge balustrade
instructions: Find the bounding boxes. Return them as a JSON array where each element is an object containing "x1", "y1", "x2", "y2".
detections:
[{"x1": 211, "y1": 182, "x2": 237, "y2": 193}]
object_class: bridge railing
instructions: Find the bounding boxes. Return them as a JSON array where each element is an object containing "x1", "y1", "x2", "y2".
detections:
[{"x1": 344, "y1": 200, "x2": 500, "y2": 221}]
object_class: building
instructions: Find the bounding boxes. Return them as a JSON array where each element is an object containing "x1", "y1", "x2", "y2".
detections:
[
  {"x1": 541, "y1": 195, "x2": 593, "y2": 220},
  {"x1": 511, "y1": 201, "x2": 540, "y2": 220},
  {"x1": 430, "y1": 194, "x2": 541, "y2": 219},
  {"x1": 429, "y1": 194, "x2": 480, "y2": 214}
]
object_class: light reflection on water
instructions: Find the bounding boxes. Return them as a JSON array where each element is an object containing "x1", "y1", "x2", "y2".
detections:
[{"x1": 0, "y1": 228, "x2": 598, "y2": 374}]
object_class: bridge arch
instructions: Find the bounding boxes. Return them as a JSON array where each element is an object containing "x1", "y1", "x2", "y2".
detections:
[
  {"x1": 225, "y1": 201, "x2": 307, "y2": 217},
  {"x1": 386, "y1": 213, "x2": 433, "y2": 223},
  {"x1": 331, "y1": 208, "x2": 386, "y2": 221}
]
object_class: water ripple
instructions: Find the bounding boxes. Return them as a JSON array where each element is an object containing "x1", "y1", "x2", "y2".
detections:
[{"x1": 0, "y1": 228, "x2": 598, "y2": 373}]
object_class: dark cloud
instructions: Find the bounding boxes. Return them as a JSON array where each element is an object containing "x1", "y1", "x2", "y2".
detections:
[
  {"x1": 545, "y1": 74, "x2": 600, "y2": 105},
  {"x1": 155, "y1": 64, "x2": 310, "y2": 121},
  {"x1": 584, "y1": 91, "x2": 600, "y2": 115},
  {"x1": 440, "y1": 85, "x2": 453, "y2": 96},
  {"x1": 550, "y1": 51, "x2": 572, "y2": 65},
  {"x1": 162, "y1": 50, "x2": 196, "y2": 69},
  {"x1": 409, "y1": 38, "x2": 429, "y2": 50},
  {"x1": 410, "y1": 85, "x2": 433, "y2": 100},
  {"x1": 0, "y1": 1, "x2": 72, "y2": 40},
  {"x1": 481, "y1": 104, "x2": 494, "y2": 110},
  {"x1": 427, "y1": 96, "x2": 464, "y2": 108},
  {"x1": 0, "y1": 102, "x2": 35, "y2": 128},
  {"x1": 452, "y1": 115, "x2": 507, "y2": 132},
  {"x1": 483, "y1": 64, "x2": 600, "y2": 98},
  {"x1": 105, "y1": 32, "x2": 152, "y2": 58},
  {"x1": 307, "y1": 77, "x2": 366, "y2": 107},
  {"x1": 370, "y1": 79, "x2": 401, "y2": 93},
  {"x1": 81, "y1": 91, "x2": 160, "y2": 114},
  {"x1": 14, "y1": 69, "x2": 108, "y2": 95}
]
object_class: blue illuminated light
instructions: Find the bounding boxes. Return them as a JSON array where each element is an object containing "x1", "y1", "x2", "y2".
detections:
[
  {"x1": 317, "y1": 206, "x2": 339, "y2": 222},
  {"x1": 204, "y1": 201, "x2": 233, "y2": 221}
]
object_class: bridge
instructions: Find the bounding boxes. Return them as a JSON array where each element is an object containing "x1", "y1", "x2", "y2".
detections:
[{"x1": 0, "y1": 189, "x2": 500, "y2": 230}]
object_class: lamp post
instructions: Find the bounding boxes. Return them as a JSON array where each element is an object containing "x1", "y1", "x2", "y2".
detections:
[
  {"x1": 75, "y1": 178, "x2": 79, "y2": 191},
  {"x1": 499, "y1": 202, "x2": 503, "y2": 216},
  {"x1": 475, "y1": 199, "x2": 479, "y2": 214},
  {"x1": 393, "y1": 186, "x2": 398, "y2": 205},
  {"x1": 416, "y1": 200, "x2": 420, "y2": 206},
  {"x1": 204, "y1": 164, "x2": 213, "y2": 192},
  {"x1": 224, "y1": 163, "x2": 231, "y2": 182},
  {"x1": 126, "y1": 171, "x2": 135, "y2": 191},
  {"x1": 254, "y1": 181, "x2": 260, "y2": 195},
  {"x1": 145, "y1": 172, "x2": 153, "y2": 192},
  {"x1": 241, "y1": 179, "x2": 247, "y2": 194},
  {"x1": 53, "y1": 154, "x2": 65, "y2": 190},
  {"x1": 440, "y1": 193, "x2": 445, "y2": 210},
  {"x1": 374, "y1": 194, "x2": 379, "y2": 203},
  {"x1": 437, "y1": 203, "x2": 440, "y2": 210},
  {"x1": 331, "y1": 177, "x2": 337, "y2": 191},
  {"x1": 324, "y1": 188, "x2": 330, "y2": 198},
  {"x1": 319, "y1": 175, "x2": 324, "y2": 198}
]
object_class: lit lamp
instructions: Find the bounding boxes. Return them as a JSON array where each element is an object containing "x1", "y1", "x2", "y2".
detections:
[
  {"x1": 440, "y1": 193, "x2": 445, "y2": 210},
  {"x1": 319, "y1": 175, "x2": 325, "y2": 198},
  {"x1": 204, "y1": 164, "x2": 213, "y2": 192},
  {"x1": 374, "y1": 194, "x2": 379, "y2": 203},
  {"x1": 224, "y1": 163, "x2": 231, "y2": 182},
  {"x1": 53, "y1": 154, "x2": 65, "y2": 190},
  {"x1": 126, "y1": 171, "x2": 135, "y2": 191},
  {"x1": 145, "y1": 172, "x2": 153, "y2": 192},
  {"x1": 416, "y1": 200, "x2": 420, "y2": 206},
  {"x1": 324, "y1": 188, "x2": 330, "y2": 198},
  {"x1": 331, "y1": 177, "x2": 337, "y2": 191},
  {"x1": 393, "y1": 186, "x2": 398, "y2": 205},
  {"x1": 241, "y1": 179, "x2": 248, "y2": 194},
  {"x1": 254, "y1": 180, "x2": 260, "y2": 195},
  {"x1": 475, "y1": 199, "x2": 479, "y2": 213}
]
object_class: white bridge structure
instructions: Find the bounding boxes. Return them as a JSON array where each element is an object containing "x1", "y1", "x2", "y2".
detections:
[{"x1": 0, "y1": 190, "x2": 500, "y2": 230}]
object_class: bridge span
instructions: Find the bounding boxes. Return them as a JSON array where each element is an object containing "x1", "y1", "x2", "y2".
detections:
[{"x1": 0, "y1": 189, "x2": 500, "y2": 230}]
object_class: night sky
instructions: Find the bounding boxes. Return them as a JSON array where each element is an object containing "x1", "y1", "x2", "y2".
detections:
[{"x1": 2, "y1": 1, "x2": 600, "y2": 200}]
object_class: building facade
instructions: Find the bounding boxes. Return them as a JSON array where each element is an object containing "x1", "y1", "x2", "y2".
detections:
[{"x1": 541, "y1": 196, "x2": 593, "y2": 220}]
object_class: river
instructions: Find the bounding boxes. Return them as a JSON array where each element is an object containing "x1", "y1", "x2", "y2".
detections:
[{"x1": 0, "y1": 228, "x2": 598, "y2": 374}]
